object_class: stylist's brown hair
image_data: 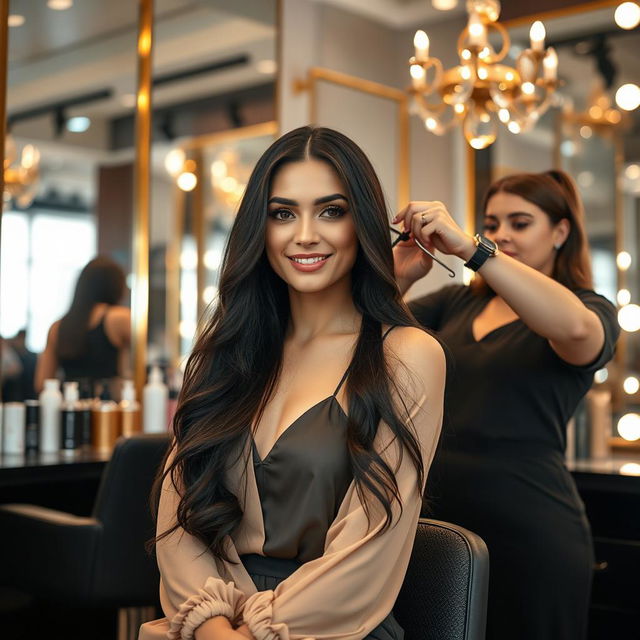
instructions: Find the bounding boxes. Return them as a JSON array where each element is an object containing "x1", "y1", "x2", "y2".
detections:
[{"x1": 476, "y1": 170, "x2": 593, "y2": 291}]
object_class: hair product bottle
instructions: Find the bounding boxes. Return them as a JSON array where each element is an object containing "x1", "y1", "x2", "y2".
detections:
[
  {"x1": 39, "y1": 378, "x2": 62, "y2": 453},
  {"x1": 120, "y1": 380, "x2": 141, "y2": 437},
  {"x1": 61, "y1": 382, "x2": 81, "y2": 456},
  {"x1": 3, "y1": 402, "x2": 26, "y2": 455},
  {"x1": 78, "y1": 381, "x2": 94, "y2": 450},
  {"x1": 143, "y1": 366, "x2": 168, "y2": 433},
  {"x1": 24, "y1": 400, "x2": 40, "y2": 454},
  {"x1": 91, "y1": 386, "x2": 120, "y2": 455}
]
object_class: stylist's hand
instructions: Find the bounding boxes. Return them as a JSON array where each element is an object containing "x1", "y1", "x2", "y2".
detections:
[{"x1": 394, "y1": 201, "x2": 476, "y2": 262}]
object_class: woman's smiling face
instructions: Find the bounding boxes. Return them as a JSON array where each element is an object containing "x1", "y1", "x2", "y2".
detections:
[{"x1": 265, "y1": 158, "x2": 359, "y2": 293}]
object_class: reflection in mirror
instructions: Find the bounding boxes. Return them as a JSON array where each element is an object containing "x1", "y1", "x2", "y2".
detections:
[
  {"x1": 1, "y1": 0, "x2": 139, "y2": 403},
  {"x1": 147, "y1": 1, "x2": 277, "y2": 398}
]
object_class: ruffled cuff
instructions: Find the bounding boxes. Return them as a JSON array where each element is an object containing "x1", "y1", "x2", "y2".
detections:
[
  {"x1": 167, "y1": 578, "x2": 245, "y2": 640},
  {"x1": 242, "y1": 590, "x2": 294, "y2": 640}
]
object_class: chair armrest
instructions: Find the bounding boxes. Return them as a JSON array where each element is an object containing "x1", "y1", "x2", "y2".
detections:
[{"x1": 0, "y1": 504, "x2": 103, "y2": 603}]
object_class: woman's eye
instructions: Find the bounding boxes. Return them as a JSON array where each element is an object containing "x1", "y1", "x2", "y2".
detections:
[
  {"x1": 482, "y1": 222, "x2": 498, "y2": 232},
  {"x1": 512, "y1": 222, "x2": 530, "y2": 231},
  {"x1": 269, "y1": 208, "x2": 295, "y2": 221},
  {"x1": 320, "y1": 205, "x2": 346, "y2": 218}
]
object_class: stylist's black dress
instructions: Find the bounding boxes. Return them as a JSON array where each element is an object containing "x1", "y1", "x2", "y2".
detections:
[{"x1": 409, "y1": 284, "x2": 618, "y2": 640}]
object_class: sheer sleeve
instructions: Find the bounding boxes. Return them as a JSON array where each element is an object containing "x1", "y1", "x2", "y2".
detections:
[
  {"x1": 241, "y1": 330, "x2": 446, "y2": 640},
  {"x1": 150, "y1": 449, "x2": 258, "y2": 640}
]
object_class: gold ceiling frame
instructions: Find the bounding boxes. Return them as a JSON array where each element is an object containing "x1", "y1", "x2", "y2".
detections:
[
  {"x1": 294, "y1": 67, "x2": 410, "y2": 212},
  {"x1": 166, "y1": 121, "x2": 279, "y2": 369}
]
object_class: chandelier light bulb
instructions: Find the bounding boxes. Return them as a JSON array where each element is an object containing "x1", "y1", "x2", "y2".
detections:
[
  {"x1": 618, "y1": 304, "x2": 640, "y2": 332},
  {"x1": 468, "y1": 12, "x2": 487, "y2": 47},
  {"x1": 410, "y1": 64, "x2": 427, "y2": 89},
  {"x1": 615, "y1": 2, "x2": 640, "y2": 29},
  {"x1": 508, "y1": 120, "x2": 521, "y2": 133},
  {"x1": 498, "y1": 108, "x2": 510, "y2": 123},
  {"x1": 625, "y1": 164, "x2": 640, "y2": 180},
  {"x1": 454, "y1": 103, "x2": 466, "y2": 114},
  {"x1": 543, "y1": 47, "x2": 558, "y2": 81},
  {"x1": 477, "y1": 67, "x2": 489, "y2": 80},
  {"x1": 615, "y1": 83, "x2": 640, "y2": 111},
  {"x1": 414, "y1": 30, "x2": 430, "y2": 60},
  {"x1": 432, "y1": 0, "x2": 458, "y2": 9},
  {"x1": 521, "y1": 81, "x2": 535, "y2": 95},
  {"x1": 529, "y1": 20, "x2": 546, "y2": 51}
]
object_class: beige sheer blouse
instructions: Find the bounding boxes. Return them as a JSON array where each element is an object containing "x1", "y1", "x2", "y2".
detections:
[{"x1": 139, "y1": 334, "x2": 443, "y2": 640}]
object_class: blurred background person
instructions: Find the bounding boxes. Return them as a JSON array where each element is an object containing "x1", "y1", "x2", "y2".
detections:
[{"x1": 35, "y1": 256, "x2": 131, "y2": 395}]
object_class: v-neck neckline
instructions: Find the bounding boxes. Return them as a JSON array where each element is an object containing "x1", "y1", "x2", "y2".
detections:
[
  {"x1": 470, "y1": 295, "x2": 520, "y2": 343},
  {"x1": 252, "y1": 395, "x2": 347, "y2": 464}
]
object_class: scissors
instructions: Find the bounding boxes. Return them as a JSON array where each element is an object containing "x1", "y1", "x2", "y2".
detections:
[{"x1": 390, "y1": 226, "x2": 456, "y2": 278}]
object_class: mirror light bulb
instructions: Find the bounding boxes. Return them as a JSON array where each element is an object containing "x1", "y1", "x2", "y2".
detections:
[
  {"x1": 615, "y1": 2, "x2": 640, "y2": 29},
  {"x1": 618, "y1": 413, "x2": 640, "y2": 441},
  {"x1": 618, "y1": 304, "x2": 640, "y2": 332},
  {"x1": 616, "y1": 83, "x2": 640, "y2": 111}
]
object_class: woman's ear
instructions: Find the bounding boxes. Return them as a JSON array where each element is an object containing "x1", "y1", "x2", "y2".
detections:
[{"x1": 553, "y1": 218, "x2": 570, "y2": 250}]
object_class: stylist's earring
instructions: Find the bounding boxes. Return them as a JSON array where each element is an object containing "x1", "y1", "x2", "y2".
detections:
[{"x1": 554, "y1": 242, "x2": 563, "y2": 250}]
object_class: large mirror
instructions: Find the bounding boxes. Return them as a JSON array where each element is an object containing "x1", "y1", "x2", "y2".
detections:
[{"x1": 1, "y1": 0, "x2": 278, "y2": 404}]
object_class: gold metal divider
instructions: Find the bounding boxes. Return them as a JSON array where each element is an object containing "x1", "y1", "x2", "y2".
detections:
[
  {"x1": 294, "y1": 67, "x2": 410, "y2": 211},
  {"x1": 132, "y1": 0, "x2": 154, "y2": 396}
]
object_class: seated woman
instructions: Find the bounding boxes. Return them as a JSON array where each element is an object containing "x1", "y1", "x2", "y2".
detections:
[
  {"x1": 35, "y1": 256, "x2": 131, "y2": 394},
  {"x1": 139, "y1": 126, "x2": 445, "y2": 640}
]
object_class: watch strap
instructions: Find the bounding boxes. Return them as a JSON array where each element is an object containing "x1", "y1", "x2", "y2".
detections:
[{"x1": 464, "y1": 234, "x2": 497, "y2": 272}]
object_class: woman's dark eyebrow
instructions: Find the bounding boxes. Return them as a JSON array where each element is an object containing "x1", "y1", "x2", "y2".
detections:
[
  {"x1": 484, "y1": 212, "x2": 534, "y2": 219},
  {"x1": 267, "y1": 194, "x2": 348, "y2": 206}
]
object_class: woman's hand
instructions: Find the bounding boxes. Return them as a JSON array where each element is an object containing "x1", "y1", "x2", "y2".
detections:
[
  {"x1": 394, "y1": 201, "x2": 476, "y2": 262},
  {"x1": 195, "y1": 616, "x2": 249, "y2": 640},
  {"x1": 393, "y1": 231, "x2": 434, "y2": 292}
]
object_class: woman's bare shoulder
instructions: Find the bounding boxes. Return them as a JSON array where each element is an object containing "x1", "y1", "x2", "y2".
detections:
[{"x1": 385, "y1": 326, "x2": 446, "y2": 388}]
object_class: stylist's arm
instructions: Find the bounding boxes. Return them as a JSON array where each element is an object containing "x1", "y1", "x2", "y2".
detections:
[{"x1": 393, "y1": 200, "x2": 605, "y2": 367}]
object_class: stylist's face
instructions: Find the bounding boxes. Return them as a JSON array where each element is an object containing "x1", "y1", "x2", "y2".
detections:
[
  {"x1": 265, "y1": 159, "x2": 358, "y2": 293},
  {"x1": 483, "y1": 192, "x2": 569, "y2": 276}
]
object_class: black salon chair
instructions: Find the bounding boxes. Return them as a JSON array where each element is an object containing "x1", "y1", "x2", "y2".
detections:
[
  {"x1": 394, "y1": 518, "x2": 490, "y2": 640},
  {"x1": 0, "y1": 432, "x2": 170, "y2": 640}
]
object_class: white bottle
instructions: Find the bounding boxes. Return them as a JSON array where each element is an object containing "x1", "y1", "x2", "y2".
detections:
[
  {"x1": 40, "y1": 378, "x2": 62, "y2": 453},
  {"x1": 3, "y1": 403, "x2": 25, "y2": 455},
  {"x1": 143, "y1": 366, "x2": 168, "y2": 433}
]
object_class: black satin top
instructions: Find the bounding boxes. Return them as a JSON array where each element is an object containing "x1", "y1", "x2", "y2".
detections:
[{"x1": 251, "y1": 326, "x2": 396, "y2": 564}]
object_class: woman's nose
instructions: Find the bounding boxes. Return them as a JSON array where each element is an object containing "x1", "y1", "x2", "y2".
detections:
[{"x1": 294, "y1": 215, "x2": 319, "y2": 245}]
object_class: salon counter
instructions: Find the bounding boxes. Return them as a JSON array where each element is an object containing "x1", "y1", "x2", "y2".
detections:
[
  {"x1": 568, "y1": 456, "x2": 640, "y2": 638},
  {"x1": 0, "y1": 450, "x2": 109, "y2": 515}
]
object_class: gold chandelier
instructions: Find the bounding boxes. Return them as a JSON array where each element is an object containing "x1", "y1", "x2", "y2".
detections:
[
  {"x1": 4, "y1": 134, "x2": 40, "y2": 208},
  {"x1": 408, "y1": 0, "x2": 559, "y2": 149}
]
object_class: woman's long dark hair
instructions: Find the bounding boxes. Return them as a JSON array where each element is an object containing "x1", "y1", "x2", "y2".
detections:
[
  {"x1": 153, "y1": 126, "x2": 426, "y2": 560},
  {"x1": 57, "y1": 256, "x2": 126, "y2": 359},
  {"x1": 473, "y1": 169, "x2": 593, "y2": 295}
]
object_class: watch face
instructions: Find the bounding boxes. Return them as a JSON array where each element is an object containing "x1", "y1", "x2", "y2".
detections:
[{"x1": 478, "y1": 235, "x2": 497, "y2": 253}]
